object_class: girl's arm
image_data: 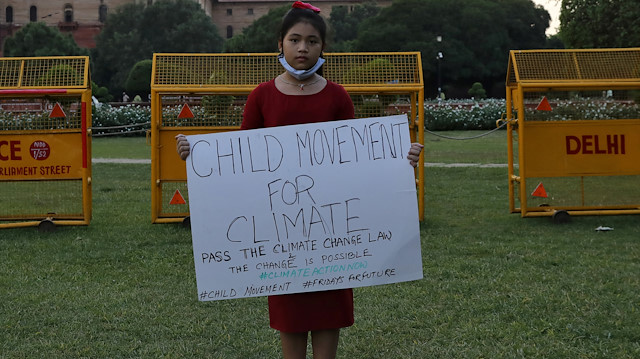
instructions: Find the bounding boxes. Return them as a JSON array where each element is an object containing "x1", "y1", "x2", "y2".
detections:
[{"x1": 240, "y1": 84, "x2": 265, "y2": 130}]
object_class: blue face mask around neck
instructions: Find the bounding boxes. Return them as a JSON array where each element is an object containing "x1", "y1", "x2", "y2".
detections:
[{"x1": 278, "y1": 54, "x2": 325, "y2": 80}]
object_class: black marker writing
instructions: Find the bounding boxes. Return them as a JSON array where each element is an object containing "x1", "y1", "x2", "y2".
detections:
[
  {"x1": 267, "y1": 175, "x2": 316, "y2": 211},
  {"x1": 190, "y1": 134, "x2": 284, "y2": 177}
]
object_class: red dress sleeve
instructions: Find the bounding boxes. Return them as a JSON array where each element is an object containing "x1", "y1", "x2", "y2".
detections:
[
  {"x1": 240, "y1": 81, "x2": 268, "y2": 130},
  {"x1": 333, "y1": 82, "x2": 355, "y2": 120}
]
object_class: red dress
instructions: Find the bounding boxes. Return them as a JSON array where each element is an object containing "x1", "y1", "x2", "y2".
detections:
[{"x1": 242, "y1": 79, "x2": 355, "y2": 333}]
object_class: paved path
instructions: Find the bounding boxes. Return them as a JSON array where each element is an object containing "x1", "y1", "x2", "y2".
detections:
[
  {"x1": 424, "y1": 162, "x2": 507, "y2": 168},
  {"x1": 92, "y1": 158, "x2": 508, "y2": 167},
  {"x1": 92, "y1": 158, "x2": 151, "y2": 164}
]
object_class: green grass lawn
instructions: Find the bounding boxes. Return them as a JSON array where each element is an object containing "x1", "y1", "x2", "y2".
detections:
[
  {"x1": 1, "y1": 133, "x2": 638, "y2": 358},
  {"x1": 92, "y1": 136, "x2": 151, "y2": 159},
  {"x1": 424, "y1": 129, "x2": 509, "y2": 164}
]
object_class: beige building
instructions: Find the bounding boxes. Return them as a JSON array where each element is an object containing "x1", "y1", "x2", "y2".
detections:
[
  {"x1": 0, "y1": 0, "x2": 145, "y2": 55},
  {"x1": 198, "y1": 0, "x2": 384, "y2": 39},
  {"x1": 1, "y1": 0, "x2": 384, "y2": 55}
]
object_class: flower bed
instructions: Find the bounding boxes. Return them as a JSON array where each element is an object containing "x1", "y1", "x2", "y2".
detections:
[
  {"x1": 80, "y1": 97, "x2": 640, "y2": 135},
  {"x1": 424, "y1": 99, "x2": 506, "y2": 131},
  {"x1": 424, "y1": 98, "x2": 640, "y2": 131},
  {"x1": 92, "y1": 103, "x2": 151, "y2": 136}
]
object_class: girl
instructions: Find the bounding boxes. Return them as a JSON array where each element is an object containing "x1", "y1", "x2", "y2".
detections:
[{"x1": 177, "y1": 2, "x2": 423, "y2": 358}]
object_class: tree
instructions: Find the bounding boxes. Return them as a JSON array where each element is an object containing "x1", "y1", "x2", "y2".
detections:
[
  {"x1": 92, "y1": 81, "x2": 113, "y2": 103},
  {"x1": 353, "y1": 0, "x2": 550, "y2": 97},
  {"x1": 468, "y1": 82, "x2": 487, "y2": 99},
  {"x1": 559, "y1": 0, "x2": 640, "y2": 48},
  {"x1": 545, "y1": 34, "x2": 565, "y2": 49},
  {"x1": 125, "y1": 59, "x2": 153, "y2": 98},
  {"x1": 3, "y1": 22, "x2": 88, "y2": 57},
  {"x1": 328, "y1": 2, "x2": 380, "y2": 51},
  {"x1": 224, "y1": 5, "x2": 289, "y2": 52},
  {"x1": 92, "y1": 0, "x2": 224, "y2": 96}
]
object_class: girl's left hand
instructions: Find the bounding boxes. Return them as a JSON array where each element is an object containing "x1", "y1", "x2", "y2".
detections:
[
  {"x1": 175, "y1": 134, "x2": 191, "y2": 161},
  {"x1": 407, "y1": 142, "x2": 424, "y2": 168}
]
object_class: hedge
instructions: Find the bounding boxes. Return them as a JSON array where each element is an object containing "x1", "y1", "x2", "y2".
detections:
[
  {"x1": 89, "y1": 98, "x2": 640, "y2": 135},
  {"x1": 92, "y1": 104, "x2": 151, "y2": 136},
  {"x1": 424, "y1": 99, "x2": 506, "y2": 131},
  {"x1": 91, "y1": 99, "x2": 507, "y2": 135}
]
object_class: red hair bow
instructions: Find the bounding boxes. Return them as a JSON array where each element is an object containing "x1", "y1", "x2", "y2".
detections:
[{"x1": 292, "y1": 1, "x2": 321, "y2": 13}]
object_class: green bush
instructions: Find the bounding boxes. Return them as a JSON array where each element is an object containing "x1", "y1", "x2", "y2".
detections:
[
  {"x1": 201, "y1": 95, "x2": 235, "y2": 117},
  {"x1": 0, "y1": 111, "x2": 50, "y2": 131},
  {"x1": 92, "y1": 81, "x2": 113, "y2": 103},
  {"x1": 468, "y1": 82, "x2": 487, "y2": 99},
  {"x1": 92, "y1": 104, "x2": 150, "y2": 136},
  {"x1": 343, "y1": 58, "x2": 396, "y2": 84},
  {"x1": 523, "y1": 98, "x2": 640, "y2": 121},
  {"x1": 424, "y1": 97, "x2": 640, "y2": 131},
  {"x1": 90, "y1": 98, "x2": 505, "y2": 135},
  {"x1": 355, "y1": 99, "x2": 384, "y2": 118},
  {"x1": 125, "y1": 59, "x2": 152, "y2": 98},
  {"x1": 425, "y1": 99, "x2": 505, "y2": 131},
  {"x1": 3, "y1": 21, "x2": 88, "y2": 57},
  {"x1": 37, "y1": 64, "x2": 82, "y2": 87}
]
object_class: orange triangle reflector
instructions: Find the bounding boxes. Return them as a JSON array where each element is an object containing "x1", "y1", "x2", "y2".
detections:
[
  {"x1": 170, "y1": 189, "x2": 187, "y2": 205},
  {"x1": 536, "y1": 96, "x2": 552, "y2": 111},
  {"x1": 49, "y1": 103, "x2": 66, "y2": 118},
  {"x1": 178, "y1": 103, "x2": 194, "y2": 119},
  {"x1": 531, "y1": 182, "x2": 548, "y2": 198}
]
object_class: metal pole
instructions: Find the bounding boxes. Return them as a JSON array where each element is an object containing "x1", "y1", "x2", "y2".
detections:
[
  {"x1": 437, "y1": 57, "x2": 442, "y2": 97},
  {"x1": 436, "y1": 35, "x2": 443, "y2": 99}
]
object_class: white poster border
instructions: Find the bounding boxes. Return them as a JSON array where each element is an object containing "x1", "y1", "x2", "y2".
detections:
[{"x1": 186, "y1": 115, "x2": 423, "y2": 301}]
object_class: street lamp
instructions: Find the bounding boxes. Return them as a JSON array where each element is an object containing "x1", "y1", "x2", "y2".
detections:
[{"x1": 436, "y1": 35, "x2": 443, "y2": 100}]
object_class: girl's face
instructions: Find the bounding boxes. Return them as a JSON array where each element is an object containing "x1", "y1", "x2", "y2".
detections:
[{"x1": 279, "y1": 21, "x2": 324, "y2": 71}]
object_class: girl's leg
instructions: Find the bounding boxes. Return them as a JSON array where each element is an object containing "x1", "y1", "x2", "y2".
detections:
[
  {"x1": 280, "y1": 331, "x2": 308, "y2": 359},
  {"x1": 310, "y1": 329, "x2": 340, "y2": 359}
]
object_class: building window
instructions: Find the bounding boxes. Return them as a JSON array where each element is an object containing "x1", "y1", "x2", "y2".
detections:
[
  {"x1": 247, "y1": 8, "x2": 254, "y2": 15},
  {"x1": 226, "y1": 8, "x2": 232, "y2": 16},
  {"x1": 5, "y1": 6, "x2": 13, "y2": 23},
  {"x1": 226, "y1": 26, "x2": 233, "y2": 39},
  {"x1": 30, "y1": 6, "x2": 37, "y2": 22},
  {"x1": 99, "y1": 5, "x2": 107, "y2": 22},
  {"x1": 64, "y1": 4, "x2": 73, "y2": 22}
]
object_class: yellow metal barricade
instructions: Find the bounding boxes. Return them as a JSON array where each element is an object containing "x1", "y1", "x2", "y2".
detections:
[
  {"x1": 151, "y1": 52, "x2": 424, "y2": 224},
  {"x1": 505, "y1": 48, "x2": 640, "y2": 220},
  {"x1": 0, "y1": 56, "x2": 92, "y2": 229}
]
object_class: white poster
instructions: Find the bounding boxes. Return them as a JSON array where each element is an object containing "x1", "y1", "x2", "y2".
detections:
[{"x1": 186, "y1": 115, "x2": 423, "y2": 301}]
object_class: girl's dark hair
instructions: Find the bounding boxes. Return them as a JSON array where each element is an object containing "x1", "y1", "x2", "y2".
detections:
[{"x1": 279, "y1": 7, "x2": 327, "y2": 46}]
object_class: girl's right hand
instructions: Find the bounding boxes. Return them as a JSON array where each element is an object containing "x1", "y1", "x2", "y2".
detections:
[
  {"x1": 175, "y1": 134, "x2": 191, "y2": 160},
  {"x1": 407, "y1": 142, "x2": 424, "y2": 168}
]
